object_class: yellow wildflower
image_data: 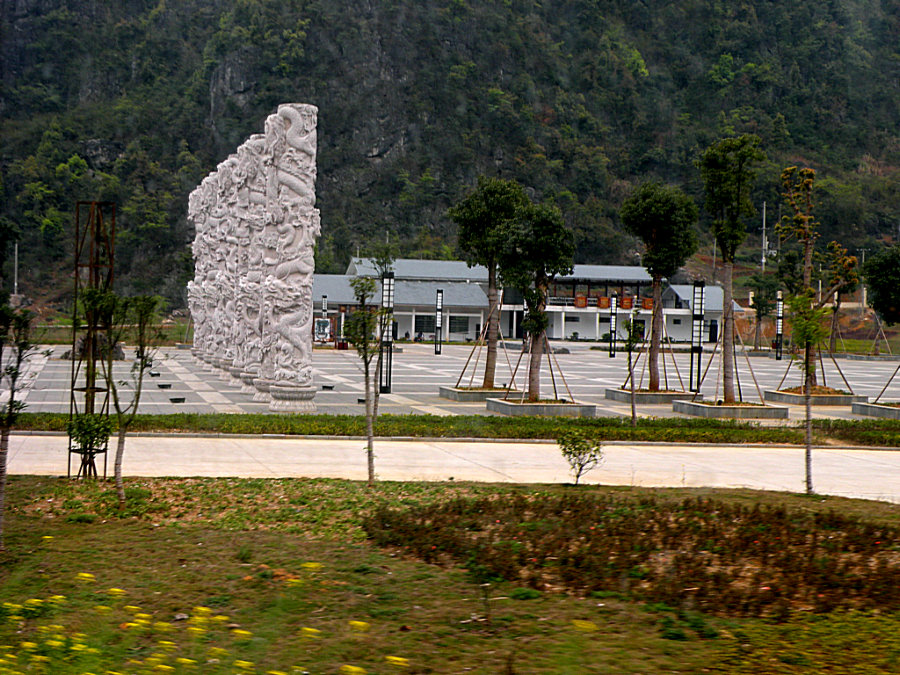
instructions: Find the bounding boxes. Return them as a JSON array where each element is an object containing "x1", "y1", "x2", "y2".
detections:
[
  {"x1": 43, "y1": 640, "x2": 64, "y2": 649},
  {"x1": 107, "y1": 588, "x2": 127, "y2": 598},
  {"x1": 339, "y1": 666, "x2": 366, "y2": 675},
  {"x1": 76, "y1": 572, "x2": 96, "y2": 582},
  {"x1": 124, "y1": 605, "x2": 142, "y2": 614},
  {"x1": 157, "y1": 640, "x2": 177, "y2": 651},
  {"x1": 186, "y1": 625, "x2": 206, "y2": 637},
  {"x1": 47, "y1": 595, "x2": 66, "y2": 605},
  {"x1": 212, "y1": 614, "x2": 230, "y2": 624},
  {"x1": 285, "y1": 578, "x2": 303, "y2": 587},
  {"x1": 175, "y1": 657, "x2": 197, "y2": 667},
  {"x1": 206, "y1": 647, "x2": 229, "y2": 659},
  {"x1": 231, "y1": 629, "x2": 253, "y2": 641},
  {"x1": 299, "y1": 627, "x2": 321, "y2": 639},
  {"x1": 233, "y1": 660, "x2": 254, "y2": 671},
  {"x1": 301, "y1": 562, "x2": 322, "y2": 571},
  {"x1": 571, "y1": 619, "x2": 599, "y2": 632},
  {"x1": 153, "y1": 621, "x2": 174, "y2": 633},
  {"x1": 94, "y1": 605, "x2": 112, "y2": 614},
  {"x1": 19, "y1": 643, "x2": 37, "y2": 652},
  {"x1": 41, "y1": 536, "x2": 53, "y2": 543},
  {"x1": 385, "y1": 656, "x2": 410, "y2": 668},
  {"x1": 191, "y1": 606, "x2": 212, "y2": 617}
]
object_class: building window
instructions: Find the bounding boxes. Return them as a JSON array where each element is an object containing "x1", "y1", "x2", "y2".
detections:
[
  {"x1": 672, "y1": 318, "x2": 682, "y2": 325},
  {"x1": 415, "y1": 315, "x2": 435, "y2": 333},
  {"x1": 565, "y1": 315, "x2": 581, "y2": 323},
  {"x1": 449, "y1": 316, "x2": 469, "y2": 333}
]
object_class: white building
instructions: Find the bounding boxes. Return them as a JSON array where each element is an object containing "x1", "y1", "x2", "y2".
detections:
[{"x1": 312, "y1": 259, "x2": 733, "y2": 343}]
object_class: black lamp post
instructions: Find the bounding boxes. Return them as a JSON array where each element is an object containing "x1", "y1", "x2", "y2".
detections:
[
  {"x1": 378, "y1": 272, "x2": 395, "y2": 394},
  {"x1": 435, "y1": 289, "x2": 443, "y2": 355},
  {"x1": 609, "y1": 292, "x2": 618, "y2": 358},
  {"x1": 775, "y1": 290, "x2": 784, "y2": 361},
  {"x1": 690, "y1": 280, "x2": 706, "y2": 392}
]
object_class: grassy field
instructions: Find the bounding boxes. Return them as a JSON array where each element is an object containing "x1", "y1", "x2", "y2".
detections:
[{"x1": 2, "y1": 476, "x2": 899, "y2": 673}]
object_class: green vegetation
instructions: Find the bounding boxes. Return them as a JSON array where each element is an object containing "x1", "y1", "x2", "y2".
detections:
[
  {"x1": 2, "y1": 1, "x2": 898, "y2": 308},
  {"x1": 2, "y1": 476, "x2": 900, "y2": 673},
  {"x1": 13, "y1": 412, "x2": 806, "y2": 444},
  {"x1": 16, "y1": 411, "x2": 900, "y2": 447}
]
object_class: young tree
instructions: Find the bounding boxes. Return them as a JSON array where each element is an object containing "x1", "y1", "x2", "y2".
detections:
[
  {"x1": 0, "y1": 305, "x2": 34, "y2": 550},
  {"x1": 787, "y1": 291, "x2": 830, "y2": 494},
  {"x1": 698, "y1": 135, "x2": 766, "y2": 404},
  {"x1": 620, "y1": 182, "x2": 698, "y2": 391},
  {"x1": 498, "y1": 202, "x2": 574, "y2": 402},
  {"x1": 344, "y1": 276, "x2": 380, "y2": 486},
  {"x1": 557, "y1": 430, "x2": 603, "y2": 485},
  {"x1": 779, "y1": 167, "x2": 859, "y2": 384},
  {"x1": 87, "y1": 290, "x2": 162, "y2": 509},
  {"x1": 748, "y1": 272, "x2": 779, "y2": 349},
  {"x1": 448, "y1": 177, "x2": 529, "y2": 389}
]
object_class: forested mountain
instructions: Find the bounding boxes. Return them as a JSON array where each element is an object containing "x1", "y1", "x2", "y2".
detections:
[{"x1": 1, "y1": 0, "x2": 898, "y2": 308}]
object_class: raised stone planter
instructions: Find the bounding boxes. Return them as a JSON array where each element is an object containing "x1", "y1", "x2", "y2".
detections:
[
  {"x1": 673, "y1": 400, "x2": 789, "y2": 419},
  {"x1": 486, "y1": 397, "x2": 596, "y2": 417},
  {"x1": 852, "y1": 401, "x2": 900, "y2": 419},
  {"x1": 439, "y1": 386, "x2": 513, "y2": 402},
  {"x1": 763, "y1": 390, "x2": 868, "y2": 406},
  {"x1": 605, "y1": 388, "x2": 702, "y2": 404}
]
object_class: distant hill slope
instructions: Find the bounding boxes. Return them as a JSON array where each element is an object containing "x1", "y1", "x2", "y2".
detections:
[{"x1": 1, "y1": 0, "x2": 897, "y2": 308}]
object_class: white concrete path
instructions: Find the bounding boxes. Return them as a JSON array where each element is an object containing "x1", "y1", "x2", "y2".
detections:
[{"x1": 6, "y1": 433, "x2": 900, "y2": 504}]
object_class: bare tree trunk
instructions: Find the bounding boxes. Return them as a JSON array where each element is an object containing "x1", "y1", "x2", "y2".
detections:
[
  {"x1": 648, "y1": 278, "x2": 662, "y2": 391},
  {"x1": 722, "y1": 261, "x2": 736, "y2": 404},
  {"x1": 753, "y1": 314, "x2": 762, "y2": 350},
  {"x1": 115, "y1": 427, "x2": 127, "y2": 508},
  {"x1": 528, "y1": 331, "x2": 544, "y2": 402},
  {"x1": 364, "y1": 362, "x2": 375, "y2": 486},
  {"x1": 805, "y1": 342, "x2": 814, "y2": 494},
  {"x1": 0, "y1": 427, "x2": 7, "y2": 551},
  {"x1": 829, "y1": 295, "x2": 841, "y2": 353},
  {"x1": 629, "y1": 350, "x2": 637, "y2": 427},
  {"x1": 483, "y1": 266, "x2": 499, "y2": 389}
]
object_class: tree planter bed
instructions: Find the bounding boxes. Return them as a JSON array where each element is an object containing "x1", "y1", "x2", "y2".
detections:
[
  {"x1": 852, "y1": 401, "x2": 900, "y2": 419},
  {"x1": 673, "y1": 399, "x2": 789, "y2": 419},
  {"x1": 486, "y1": 397, "x2": 596, "y2": 417},
  {"x1": 438, "y1": 386, "x2": 514, "y2": 402},
  {"x1": 605, "y1": 388, "x2": 701, "y2": 404},
  {"x1": 763, "y1": 390, "x2": 867, "y2": 406}
]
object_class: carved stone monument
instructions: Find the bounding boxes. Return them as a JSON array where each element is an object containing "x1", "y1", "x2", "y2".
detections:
[{"x1": 187, "y1": 104, "x2": 319, "y2": 412}]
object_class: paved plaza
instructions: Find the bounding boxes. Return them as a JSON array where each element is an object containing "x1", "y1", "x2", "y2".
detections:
[
  {"x1": 8, "y1": 343, "x2": 900, "y2": 502},
  {"x1": 15, "y1": 342, "x2": 900, "y2": 421}
]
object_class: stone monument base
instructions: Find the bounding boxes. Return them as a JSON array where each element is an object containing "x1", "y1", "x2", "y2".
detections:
[
  {"x1": 252, "y1": 377, "x2": 274, "y2": 402},
  {"x1": 228, "y1": 365, "x2": 244, "y2": 387},
  {"x1": 240, "y1": 370, "x2": 259, "y2": 394},
  {"x1": 268, "y1": 384, "x2": 317, "y2": 413}
]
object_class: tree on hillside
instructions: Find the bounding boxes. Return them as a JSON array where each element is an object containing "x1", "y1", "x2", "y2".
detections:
[
  {"x1": 0, "y1": 305, "x2": 34, "y2": 550},
  {"x1": 448, "y1": 177, "x2": 529, "y2": 389},
  {"x1": 344, "y1": 276, "x2": 381, "y2": 486},
  {"x1": 698, "y1": 134, "x2": 766, "y2": 404},
  {"x1": 620, "y1": 182, "x2": 698, "y2": 392},
  {"x1": 498, "y1": 202, "x2": 574, "y2": 402},
  {"x1": 86, "y1": 290, "x2": 162, "y2": 509},
  {"x1": 748, "y1": 272, "x2": 780, "y2": 350},
  {"x1": 863, "y1": 245, "x2": 900, "y2": 326}
]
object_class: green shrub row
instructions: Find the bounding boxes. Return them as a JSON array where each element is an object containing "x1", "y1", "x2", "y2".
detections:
[{"x1": 15, "y1": 413, "x2": 805, "y2": 444}]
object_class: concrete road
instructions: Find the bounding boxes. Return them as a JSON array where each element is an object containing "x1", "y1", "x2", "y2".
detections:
[{"x1": 8, "y1": 433, "x2": 900, "y2": 504}]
